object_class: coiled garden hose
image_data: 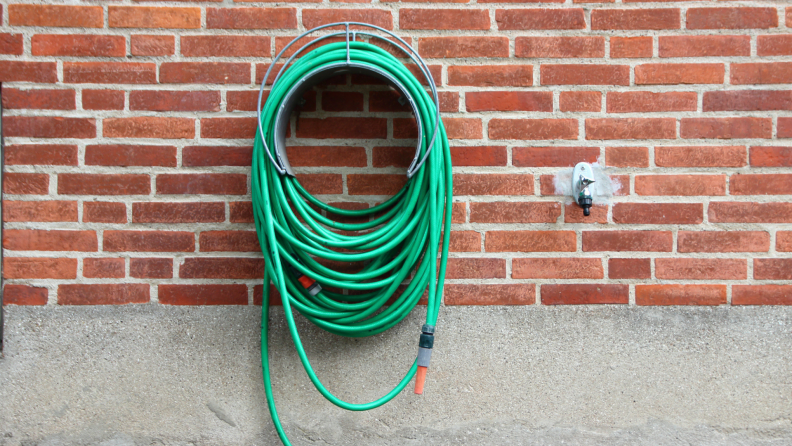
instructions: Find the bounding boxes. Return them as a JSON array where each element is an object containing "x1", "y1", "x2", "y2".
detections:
[{"x1": 252, "y1": 27, "x2": 452, "y2": 445}]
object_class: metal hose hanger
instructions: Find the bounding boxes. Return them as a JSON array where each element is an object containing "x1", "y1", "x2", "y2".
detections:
[{"x1": 256, "y1": 22, "x2": 441, "y2": 179}]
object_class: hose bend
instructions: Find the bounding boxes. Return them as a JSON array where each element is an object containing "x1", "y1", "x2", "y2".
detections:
[{"x1": 252, "y1": 40, "x2": 452, "y2": 445}]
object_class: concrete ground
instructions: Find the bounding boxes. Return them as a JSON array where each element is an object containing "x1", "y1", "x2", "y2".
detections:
[{"x1": 1, "y1": 305, "x2": 791, "y2": 445}]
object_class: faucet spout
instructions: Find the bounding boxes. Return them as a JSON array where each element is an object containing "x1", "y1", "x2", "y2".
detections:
[{"x1": 572, "y1": 163, "x2": 596, "y2": 217}]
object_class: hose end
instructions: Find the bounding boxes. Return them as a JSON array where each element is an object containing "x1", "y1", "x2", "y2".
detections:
[{"x1": 414, "y1": 366, "x2": 427, "y2": 394}]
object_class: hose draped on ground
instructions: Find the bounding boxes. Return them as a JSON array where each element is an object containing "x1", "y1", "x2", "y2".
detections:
[{"x1": 252, "y1": 39, "x2": 452, "y2": 445}]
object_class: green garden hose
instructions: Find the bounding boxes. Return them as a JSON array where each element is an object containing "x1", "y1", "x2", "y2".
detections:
[{"x1": 252, "y1": 29, "x2": 452, "y2": 445}]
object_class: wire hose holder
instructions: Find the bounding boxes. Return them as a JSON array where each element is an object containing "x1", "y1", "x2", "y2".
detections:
[{"x1": 256, "y1": 22, "x2": 442, "y2": 178}]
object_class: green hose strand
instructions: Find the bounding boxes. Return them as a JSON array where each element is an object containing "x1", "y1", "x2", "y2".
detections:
[{"x1": 252, "y1": 40, "x2": 452, "y2": 445}]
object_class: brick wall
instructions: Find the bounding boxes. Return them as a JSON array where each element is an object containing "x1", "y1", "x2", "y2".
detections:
[{"x1": 1, "y1": 1, "x2": 791, "y2": 308}]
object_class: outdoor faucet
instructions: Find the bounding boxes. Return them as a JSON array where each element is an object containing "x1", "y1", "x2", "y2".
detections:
[{"x1": 572, "y1": 162, "x2": 596, "y2": 217}]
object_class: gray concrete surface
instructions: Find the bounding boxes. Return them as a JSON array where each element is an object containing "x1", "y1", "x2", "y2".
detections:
[{"x1": 1, "y1": 305, "x2": 792, "y2": 445}]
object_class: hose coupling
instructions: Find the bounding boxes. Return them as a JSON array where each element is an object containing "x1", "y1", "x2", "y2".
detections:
[
  {"x1": 414, "y1": 324, "x2": 435, "y2": 394},
  {"x1": 287, "y1": 262, "x2": 322, "y2": 296}
]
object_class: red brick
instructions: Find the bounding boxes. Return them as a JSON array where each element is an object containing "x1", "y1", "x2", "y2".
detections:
[
  {"x1": 733, "y1": 286, "x2": 792, "y2": 306},
  {"x1": 656, "y1": 146, "x2": 747, "y2": 167},
  {"x1": 636, "y1": 285, "x2": 726, "y2": 306},
  {"x1": 104, "y1": 230, "x2": 194, "y2": 252},
  {"x1": 751, "y1": 146, "x2": 792, "y2": 167},
  {"x1": 109, "y1": 6, "x2": 200, "y2": 28},
  {"x1": 200, "y1": 118, "x2": 257, "y2": 140},
  {"x1": 731, "y1": 174, "x2": 792, "y2": 196},
  {"x1": 656, "y1": 258, "x2": 746, "y2": 280},
  {"x1": 83, "y1": 90, "x2": 124, "y2": 111},
  {"x1": 5, "y1": 117, "x2": 96, "y2": 139},
  {"x1": 274, "y1": 35, "x2": 346, "y2": 57},
  {"x1": 371, "y1": 147, "x2": 413, "y2": 168},
  {"x1": 419, "y1": 37, "x2": 508, "y2": 58},
  {"x1": 302, "y1": 9, "x2": 391, "y2": 30},
  {"x1": 542, "y1": 284, "x2": 628, "y2": 305},
  {"x1": 635, "y1": 63, "x2": 724, "y2": 85},
  {"x1": 755, "y1": 259, "x2": 792, "y2": 280},
  {"x1": 286, "y1": 146, "x2": 367, "y2": 167},
  {"x1": 448, "y1": 65, "x2": 533, "y2": 87},
  {"x1": 83, "y1": 258, "x2": 125, "y2": 279},
  {"x1": 709, "y1": 202, "x2": 792, "y2": 223},
  {"x1": 470, "y1": 202, "x2": 560, "y2": 223},
  {"x1": 452, "y1": 202, "x2": 466, "y2": 224},
  {"x1": 757, "y1": 35, "x2": 792, "y2": 56},
  {"x1": 347, "y1": 174, "x2": 406, "y2": 196},
  {"x1": 401, "y1": 9, "x2": 489, "y2": 30},
  {"x1": 181, "y1": 36, "x2": 271, "y2": 57},
  {"x1": 453, "y1": 174, "x2": 534, "y2": 195},
  {"x1": 4, "y1": 258, "x2": 77, "y2": 280},
  {"x1": 681, "y1": 118, "x2": 772, "y2": 139},
  {"x1": 565, "y1": 203, "x2": 609, "y2": 224},
  {"x1": 103, "y1": 117, "x2": 194, "y2": 139},
  {"x1": 32, "y1": 34, "x2": 125, "y2": 57},
  {"x1": 606, "y1": 146, "x2": 649, "y2": 167},
  {"x1": 297, "y1": 117, "x2": 386, "y2": 139},
  {"x1": 541, "y1": 64, "x2": 629, "y2": 86},
  {"x1": 321, "y1": 91, "x2": 363, "y2": 112},
  {"x1": 369, "y1": 90, "x2": 455, "y2": 112},
  {"x1": 0, "y1": 61, "x2": 57, "y2": 83},
  {"x1": 775, "y1": 232, "x2": 792, "y2": 252},
  {"x1": 227, "y1": 90, "x2": 264, "y2": 112},
  {"x1": 2, "y1": 88, "x2": 75, "y2": 110},
  {"x1": 613, "y1": 203, "x2": 703, "y2": 224},
  {"x1": 450, "y1": 146, "x2": 507, "y2": 166},
  {"x1": 445, "y1": 258, "x2": 505, "y2": 279},
  {"x1": 200, "y1": 231, "x2": 259, "y2": 252},
  {"x1": 514, "y1": 258, "x2": 602, "y2": 279},
  {"x1": 485, "y1": 231, "x2": 576, "y2": 252},
  {"x1": 5, "y1": 144, "x2": 77, "y2": 166},
  {"x1": 781, "y1": 118, "x2": 792, "y2": 138},
  {"x1": 449, "y1": 231, "x2": 480, "y2": 252},
  {"x1": 731, "y1": 63, "x2": 792, "y2": 85},
  {"x1": 636, "y1": 175, "x2": 725, "y2": 196},
  {"x1": 133, "y1": 202, "x2": 225, "y2": 223},
  {"x1": 84, "y1": 202, "x2": 127, "y2": 223},
  {"x1": 496, "y1": 9, "x2": 585, "y2": 30},
  {"x1": 59, "y1": 174, "x2": 150, "y2": 196},
  {"x1": 160, "y1": 62, "x2": 250, "y2": 84},
  {"x1": 516, "y1": 36, "x2": 604, "y2": 58},
  {"x1": 513, "y1": 146, "x2": 598, "y2": 167},
  {"x1": 297, "y1": 174, "x2": 343, "y2": 195},
  {"x1": 607, "y1": 91, "x2": 696, "y2": 113},
  {"x1": 559, "y1": 91, "x2": 601, "y2": 112},
  {"x1": 592, "y1": 8, "x2": 680, "y2": 30},
  {"x1": 788, "y1": 7, "x2": 791, "y2": 27},
  {"x1": 3, "y1": 229, "x2": 97, "y2": 252},
  {"x1": 156, "y1": 174, "x2": 247, "y2": 195},
  {"x1": 64, "y1": 62, "x2": 156, "y2": 84},
  {"x1": 704, "y1": 90, "x2": 792, "y2": 112},
  {"x1": 0, "y1": 33, "x2": 23, "y2": 55},
  {"x1": 130, "y1": 91, "x2": 220, "y2": 112},
  {"x1": 85, "y1": 145, "x2": 177, "y2": 167},
  {"x1": 609, "y1": 258, "x2": 651, "y2": 279},
  {"x1": 4, "y1": 173, "x2": 49, "y2": 195},
  {"x1": 444, "y1": 284, "x2": 534, "y2": 306},
  {"x1": 159, "y1": 284, "x2": 247, "y2": 305},
  {"x1": 3, "y1": 285, "x2": 48, "y2": 306},
  {"x1": 610, "y1": 36, "x2": 652, "y2": 58},
  {"x1": 586, "y1": 118, "x2": 675, "y2": 140},
  {"x1": 659, "y1": 35, "x2": 749, "y2": 57},
  {"x1": 59, "y1": 284, "x2": 149, "y2": 305},
  {"x1": 9, "y1": 4, "x2": 102, "y2": 28},
  {"x1": 179, "y1": 257, "x2": 264, "y2": 279},
  {"x1": 182, "y1": 146, "x2": 252, "y2": 167},
  {"x1": 687, "y1": 7, "x2": 777, "y2": 29},
  {"x1": 391, "y1": 118, "x2": 481, "y2": 140},
  {"x1": 3, "y1": 201, "x2": 77, "y2": 222},
  {"x1": 489, "y1": 119, "x2": 577, "y2": 140},
  {"x1": 130, "y1": 258, "x2": 173, "y2": 279},
  {"x1": 678, "y1": 231, "x2": 769, "y2": 253},
  {"x1": 466, "y1": 91, "x2": 552, "y2": 112},
  {"x1": 583, "y1": 230, "x2": 672, "y2": 252},
  {"x1": 131, "y1": 35, "x2": 174, "y2": 56}
]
